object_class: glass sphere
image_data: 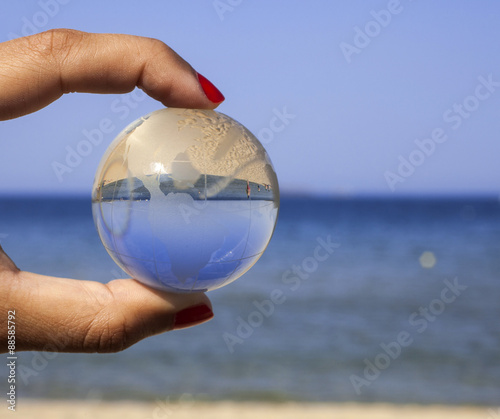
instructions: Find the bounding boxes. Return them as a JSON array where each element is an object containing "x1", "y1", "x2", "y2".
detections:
[{"x1": 92, "y1": 108, "x2": 279, "y2": 292}]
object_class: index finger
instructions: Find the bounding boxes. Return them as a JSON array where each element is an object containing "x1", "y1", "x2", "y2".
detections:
[{"x1": 0, "y1": 29, "x2": 224, "y2": 120}]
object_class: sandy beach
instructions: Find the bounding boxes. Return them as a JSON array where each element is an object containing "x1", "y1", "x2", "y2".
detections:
[{"x1": 11, "y1": 401, "x2": 496, "y2": 419}]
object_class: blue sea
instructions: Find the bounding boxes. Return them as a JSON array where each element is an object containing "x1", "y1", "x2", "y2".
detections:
[{"x1": 1, "y1": 196, "x2": 499, "y2": 405}]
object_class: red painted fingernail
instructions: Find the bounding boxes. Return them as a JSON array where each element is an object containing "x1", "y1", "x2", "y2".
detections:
[
  {"x1": 197, "y1": 73, "x2": 225, "y2": 104},
  {"x1": 173, "y1": 304, "x2": 214, "y2": 330}
]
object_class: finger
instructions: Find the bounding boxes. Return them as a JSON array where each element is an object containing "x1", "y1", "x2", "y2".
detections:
[
  {"x1": 0, "y1": 29, "x2": 224, "y2": 120},
  {"x1": 0, "y1": 270, "x2": 213, "y2": 353}
]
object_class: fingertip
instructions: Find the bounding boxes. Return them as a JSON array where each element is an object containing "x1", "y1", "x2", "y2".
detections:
[
  {"x1": 196, "y1": 73, "x2": 225, "y2": 105},
  {"x1": 137, "y1": 40, "x2": 225, "y2": 110},
  {"x1": 152, "y1": 71, "x2": 225, "y2": 110},
  {"x1": 150, "y1": 289, "x2": 214, "y2": 332},
  {"x1": 173, "y1": 303, "x2": 214, "y2": 330},
  {"x1": 128, "y1": 279, "x2": 213, "y2": 331}
]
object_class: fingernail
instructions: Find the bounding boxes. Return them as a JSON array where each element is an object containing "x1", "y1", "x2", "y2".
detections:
[
  {"x1": 173, "y1": 304, "x2": 214, "y2": 330},
  {"x1": 197, "y1": 73, "x2": 225, "y2": 104}
]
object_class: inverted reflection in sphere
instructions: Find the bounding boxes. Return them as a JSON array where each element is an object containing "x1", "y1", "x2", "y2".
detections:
[{"x1": 92, "y1": 108, "x2": 279, "y2": 292}]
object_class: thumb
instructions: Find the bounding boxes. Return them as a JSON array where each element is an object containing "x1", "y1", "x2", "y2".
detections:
[{"x1": 1, "y1": 269, "x2": 213, "y2": 353}]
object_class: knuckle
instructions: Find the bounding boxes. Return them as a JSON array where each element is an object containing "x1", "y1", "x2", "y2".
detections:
[
  {"x1": 145, "y1": 37, "x2": 170, "y2": 52},
  {"x1": 27, "y1": 29, "x2": 85, "y2": 63},
  {"x1": 81, "y1": 311, "x2": 142, "y2": 353},
  {"x1": 139, "y1": 37, "x2": 174, "y2": 63},
  {"x1": 147, "y1": 37, "x2": 183, "y2": 64}
]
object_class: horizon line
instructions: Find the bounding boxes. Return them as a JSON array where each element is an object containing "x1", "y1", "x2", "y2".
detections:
[{"x1": 0, "y1": 191, "x2": 499, "y2": 200}]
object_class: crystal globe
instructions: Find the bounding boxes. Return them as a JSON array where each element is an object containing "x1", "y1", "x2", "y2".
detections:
[{"x1": 92, "y1": 108, "x2": 279, "y2": 292}]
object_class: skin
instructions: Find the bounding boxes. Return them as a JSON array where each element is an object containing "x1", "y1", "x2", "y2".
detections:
[{"x1": 0, "y1": 29, "x2": 221, "y2": 353}]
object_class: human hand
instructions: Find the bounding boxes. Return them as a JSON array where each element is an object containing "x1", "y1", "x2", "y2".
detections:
[{"x1": 0, "y1": 29, "x2": 225, "y2": 353}]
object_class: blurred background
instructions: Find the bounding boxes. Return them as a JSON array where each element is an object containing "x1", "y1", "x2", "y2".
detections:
[{"x1": 0, "y1": 0, "x2": 499, "y2": 407}]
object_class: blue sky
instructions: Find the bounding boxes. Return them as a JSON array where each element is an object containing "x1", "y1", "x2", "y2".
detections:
[{"x1": 1, "y1": 1, "x2": 500, "y2": 196}]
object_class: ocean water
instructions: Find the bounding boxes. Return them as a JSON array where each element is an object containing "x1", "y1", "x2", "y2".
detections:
[{"x1": 0, "y1": 196, "x2": 499, "y2": 404}]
